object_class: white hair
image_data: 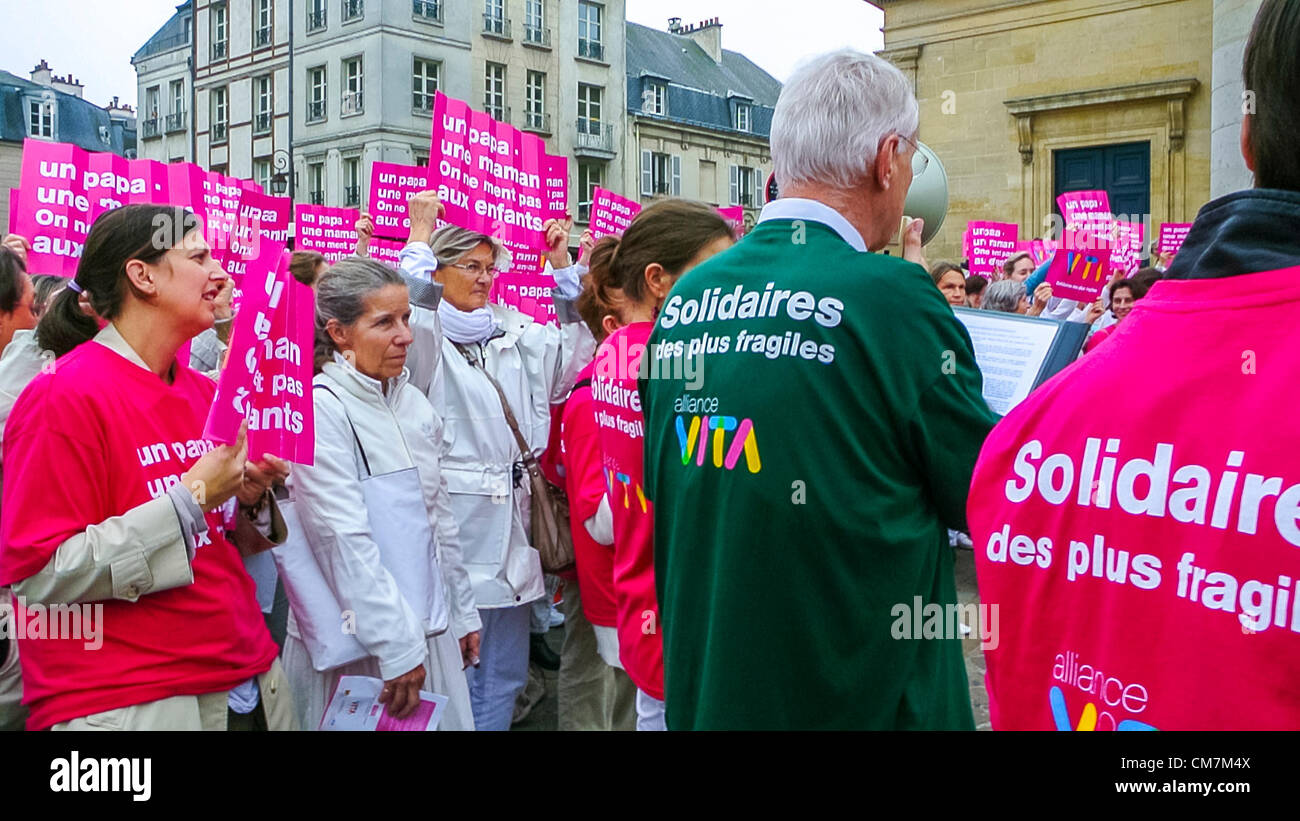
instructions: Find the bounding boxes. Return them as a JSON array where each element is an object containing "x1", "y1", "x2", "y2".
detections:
[
  {"x1": 771, "y1": 48, "x2": 919, "y2": 191},
  {"x1": 982, "y1": 279, "x2": 1027, "y2": 313}
]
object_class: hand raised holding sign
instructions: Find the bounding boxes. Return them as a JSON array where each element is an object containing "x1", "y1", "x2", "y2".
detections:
[
  {"x1": 181, "y1": 421, "x2": 249, "y2": 512},
  {"x1": 544, "y1": 215, "x2": 574, "y2": 269},
  {"x1": 1027, "y1": 282, "x2": 1052, "y2": 317},
  {"x1": 577, "y1": 229, "x2": 595, "y2": 267},
  {"x1": 406, "y1": 190, "x2": 445, "y2": 246},
  {"x1": 1, "y1": 233, "x2": 30, "y2": 267},
  {"x1": 354, "y1": 213, "x2": 374, "y2": 257}
]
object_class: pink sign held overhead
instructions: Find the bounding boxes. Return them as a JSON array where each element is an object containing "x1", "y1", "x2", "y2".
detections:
[
  {"x1": 1044, "y1": 247, "x2": 1111, "y2": 302},
  {"x1": 1158, "y1": 223, "x2": 1193, "y2": 258},
  {"x1": 368, "y1": 162, "x2": 430, "y2": 240},
  {"x1": 717, "y1": 206, "x2": 747, "y2": 239},
  {"x1": 1110, "y1": 220, "x2": 1145, "y2": 276},
  {"x1": 543, "y1": 155, "x2": 569, "y2": 222},
  {"x1": 965, "y1": 221, "x2": 1019, "y2": 279},
  {"x1": 295, "y1": 204, "x2": 361, "y2": 264},
  {"x1": 205, "y1": 247, "x2": 316, "y2": 465},
  {"x1": 1056, "y1": 190, "x2": 1114, "y2": 250},
  {"x1": 589, "y1": 187, "x2": 641, "y2": 239}
]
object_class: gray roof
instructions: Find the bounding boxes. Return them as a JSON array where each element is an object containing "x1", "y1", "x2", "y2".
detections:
[
  {"x1": 0, "y1": 70, "x2": 136, "y2": 156},
  {"x1": 625, "y1": 22, "x2": 780, "y2": 137},
  {"x1": 132, "y1": 2, "x2": 192, "y2": 63}
]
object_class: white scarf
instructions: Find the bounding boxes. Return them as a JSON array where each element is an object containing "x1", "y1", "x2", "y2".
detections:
[{"x1": 438, "y1": 299, "x2": 497, "y2": 344}]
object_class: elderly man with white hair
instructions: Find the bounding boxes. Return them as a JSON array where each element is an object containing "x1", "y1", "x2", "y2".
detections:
[{"x1": 639, "y1": 48, "x2": 1000, "y2": 729}]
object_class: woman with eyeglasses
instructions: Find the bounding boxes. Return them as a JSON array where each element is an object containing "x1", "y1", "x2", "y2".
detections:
[{"x1": 398, "y1": 193, "x2": 595, "y2": 731}]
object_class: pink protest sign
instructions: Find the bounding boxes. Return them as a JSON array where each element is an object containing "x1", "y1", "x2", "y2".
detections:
[
  {"x1": 543, "y1": 155, "x2": 569, "y2": 222},
  {"x1": 429, "y1": 92, "x2": 551, "y2": 249},
  {"x1": 205, "y1": 247, "x2": 315, "y2": 465},
  {"x1": 589, "y1": 187, "x2": 641, "y2": 239},
  {"x1": 7, "y1": 189, "x2": 17, "y2": 234},
  {"x1": 966, "y1": 221, "x2": 1019, "y2": 279},
  {"x1": 1045, "y1": 248, "x2": 1110, "y2": 302},
  {"x1": 239, "y1": 189, "x2": 291, "y2": 247},
  {"x1": 1110, "y1": 220, "x2": 1145, "y2": 275},
  {"x1": 1056, "y1": 190, "x2": 1114, "y2": 249},
  {"x1": 1158, "y1": 223, "x2": 1192, "y2": 258},
  {"x1": 717, "y1": 206, "x2": 746, "y2": 239},
  {"x1": 368, "y1": 162, "x2": 430, "y2": 240},
  {"x1": 295, "y1": 203, "x2": 361, "y2": 264},
  {"x1": 369, "y1": 238, "x2": 406, "y2": 269}
]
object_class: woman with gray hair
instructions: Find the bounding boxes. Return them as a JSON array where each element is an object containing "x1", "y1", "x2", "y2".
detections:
[
  {"x1": 398, "y1": 192, "x2": 594, "y2": 731},
  {"x1": 982, "y1": 279, "x2": 1030, "y2": 314},
  {"x1": 281, "y1": 256, "x2": 479, "y2": 730}
]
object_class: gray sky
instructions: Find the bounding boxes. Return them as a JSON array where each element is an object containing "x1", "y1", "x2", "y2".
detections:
[{"x1": 0, "y1": 0, "x2": 884, "y2": 108}]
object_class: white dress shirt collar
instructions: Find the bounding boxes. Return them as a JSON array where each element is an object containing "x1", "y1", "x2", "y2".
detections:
[{"x1": 757, "y1": 197, "x2": 868, "y2": 252}]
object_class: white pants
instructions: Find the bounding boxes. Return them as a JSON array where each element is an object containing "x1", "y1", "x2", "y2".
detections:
[
  {"x1": 636, "y1": 689, "x2": 666, "y2": 732},
  {"x1": 464, "y1": 604, "x2": 531, "y2": 731}
]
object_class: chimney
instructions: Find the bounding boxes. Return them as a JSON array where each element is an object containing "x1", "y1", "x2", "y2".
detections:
[
  {"x1": 682, "y1": 17, "x2": 723, "y2": 64},
  {"x1": 30, "y1": 59, "x2": 52, "y2": 87},
  {"x1": 52, "y1": 73, "x2": 85, "y2": 99},
  {"x1": 667, "y1": 17, "x2": 682, "y2": 34}
]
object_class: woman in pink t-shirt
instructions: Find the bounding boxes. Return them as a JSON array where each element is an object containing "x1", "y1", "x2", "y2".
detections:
[
  {"x1": 0, "y1": 205, "x2": 290, "y2": 731},
  {"x1": 586, "y1": 200, "x2": 735, "y2": 730}
]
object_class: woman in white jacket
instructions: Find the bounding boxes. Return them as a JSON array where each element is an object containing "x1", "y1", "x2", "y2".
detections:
[
  {"x1": 282, "y1": 257, "x2": 480, "y2": 730},
  {"x1": 399, "y1": 196, "x2": 594, "y2": 731}
]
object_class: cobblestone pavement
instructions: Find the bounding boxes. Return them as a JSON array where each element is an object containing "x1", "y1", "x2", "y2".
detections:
[{"x1": 513, "y1": 547, "x2": 991, "y2": 731}]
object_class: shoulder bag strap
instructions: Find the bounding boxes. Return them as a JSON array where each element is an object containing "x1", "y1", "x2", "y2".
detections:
[
  {"x1": 454, "y1": 343, "x2": 538, "y2": 470},
  {"x1": 313, "y1": 383, "x2": 372, "y2": 477}
]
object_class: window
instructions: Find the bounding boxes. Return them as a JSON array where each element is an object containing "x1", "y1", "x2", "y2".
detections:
[
  {"x1": 211, "y1": 86, "x2": 228, "y2": 144},
  {"x1": 255, "y1": 0, "x2": 272, "y2": 47},
  {"x1": 577, "y1": 83, "x2": 602, "y2": 134},
  {"x1": 524, "y1": 0, "x2": 547, "y2": 45},
  {"x1": 525, "y1": 71, "x2": 546, "y2": 131},
  {"x1": 343, "y1": 0, "x2": 363, "y2": 22},
  {"x1": 577, "y1": 161, "x2": 603, "y2": 223},
  {"x1": 342, "y1": 57, "x2": 363, "y2": 115},
  {"x1": 730, "y1": 165, "x2": 759, "y2": 207},
  {"x1": 308, "y1": 162, "x2": 325, "y2": 204},
  {"x1": 412, "y1": 0, "x2": 441, "y2": 22},
  {"x1": 735, "y1": 103, "x2": 751, "y2": 133},
  {"x1": 641, "y1": 150, "x2": 680, "y2": 197},
  {"x1": 308, "y1": 66, "x2": 327, "y2": 122},
  {"x1": 308, "y1": 0, "x2": 326, "y2": 31},
  {"x1": 27, "y1": 98, "x2": 54, "y2": 139},
  {"x1": 254, "y1": 158, "x2": 272, "y2": 193},
  {"x1": 483, "y1": 0, "x2": 508, "y2": 37},
  {"x1": 211, "y1": 2, "x2": 227, "y2": 59},
  {"x1": 413, "y1": 58, "x2": 439, "y2": 113},
  {"x1": 168, "y1": 80, "x2": 186, "y2": 132},
  {"x1": 484, "y1": 62, "x2": 506, "y2": 121},
  {"x1": 254, "y1": 75, "x2": 272, "y2": 134},
  {"x1": 415, "y1": 152, "x2": 429, "y2": 167},
  {"x1": 143, "y1": 88, "x2": 160, "y2": 138},
  {"x1": 344, "y1": 156, "x2": 360, "y2": 206},
  {"x1": 643, "y1": 81, "x2": 666, "y2": 116},
  {"x1": 578, "y1": 2, "x2": 603, "y2": 60}
]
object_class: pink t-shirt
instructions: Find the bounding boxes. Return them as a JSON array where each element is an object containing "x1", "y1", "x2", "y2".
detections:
[
  {"x1": 592, "y1": 322, "x2": 662, "y2": 698},
  {"x1": 0, "y1": 340, "x2": 278, "y2": 730},
  {"x1": 969, "y1": 266, "x2": 1300, "y2": 730},
  {"x1": 558, "y1": 361, "x2": 618, "y2": 627}
]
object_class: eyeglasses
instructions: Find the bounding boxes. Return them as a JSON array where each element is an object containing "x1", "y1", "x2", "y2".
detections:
[
  {"x1": 448, "y1": 261, "x2": 498, "y2": 278},
  {"x1": 896, "y1": 133, "x2": 929, "y2": 177}
]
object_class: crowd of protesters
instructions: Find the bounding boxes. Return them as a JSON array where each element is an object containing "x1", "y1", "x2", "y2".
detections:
[{"x1": 0, "y1": 0, "x2": 1296, "y2": 732}]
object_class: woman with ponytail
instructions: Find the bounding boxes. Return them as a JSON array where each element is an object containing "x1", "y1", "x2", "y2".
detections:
[
  {"x1": 0, "y1": 204, "x2": 294, "y2": 731},
  {"x1": 587, "y1": 199, "x2": 735, "y2": 730}
]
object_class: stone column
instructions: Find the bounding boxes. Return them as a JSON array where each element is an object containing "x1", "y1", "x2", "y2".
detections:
[{"x1": 1210, "y1": 0, "x2": 1263, "y2": 199}]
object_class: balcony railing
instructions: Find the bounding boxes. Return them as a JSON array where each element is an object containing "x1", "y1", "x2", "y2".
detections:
[
  {"x1": 652, "y1": 180, "x2": 671, "y2": 195},
  {"x1": 212, "y1": 123, "x2": 228, "y2": 144},
  {"x1": 344, "y1": 186, "x2": 360, "y2": 206},
  {"x1": 141, "y1": 118, "x2": 161, "y2": 139},
  {"x1": 413, "y1": 93, "x2": 435, "y2": 114},
  {"x1": 307, "y1": 100, "x2": 326, "y2": 122},
  {"x1": 577, "y1": 39, "x2": 604, "y2": 61},
  {"x1": 575, "y1": 119, "x2": 614, "y2": 154},
  {"x1": 310, "y1": 191, "x2": 324, "y2": 205},
  {"x1": 165, "y1": 112, "x2": 186, "y2": 132},
  {"x1": 341, "y1": 91, "x2": 363, "y2": 116},
  {"x1": 255, "y1": 27, "x2": 272, "y2": 48},
  {"x1": 738, "y1": 193, "x2": 753, "y2": 207},
  {"x1": 307, "y1": 9, "x2": 326, "y2": 31},
  {"x1": 483, "y1": 14, "x2": 511, "y2": 38},
  {"x1": 211, "y1": 41, "x2": 227, "y2": 60},
  {"x1": 523, "y1": 111, "x2": 551, "y2": 133},
  {"x1": 412, "y1": 0, "x2": 441, "y2": 22},
  {"x1": 254, "y1": 112, "x2": 271, "y2": 134},
  {"x1": 523, "y1": 25, "x2": 550, "y2": 47},
  {"x1": 343, "y1": 0, "x2": 363, "y2": 21},
  {"x1": 485, "y1": 104, "x2": 510, "y2": 123}
]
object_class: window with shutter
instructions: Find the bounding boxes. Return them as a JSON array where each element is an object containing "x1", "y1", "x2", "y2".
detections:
[
  {"x1": 671, "y1": 156, "x2": 681, "y2": 196},
  {"x1": 729, "y1": 165, "x2": 739, "y2": 206},
  {"x1": 641, "y1": 150, "x2": 652, "y2": 197}
]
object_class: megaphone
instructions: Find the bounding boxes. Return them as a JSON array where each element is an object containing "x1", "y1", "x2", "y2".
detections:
[
  {"x1": 766, "y1": 141, "x2": 949, "y2": 246},
  {"x1": 905, "y1": 141, "x2": 948, "y2": 246}
]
